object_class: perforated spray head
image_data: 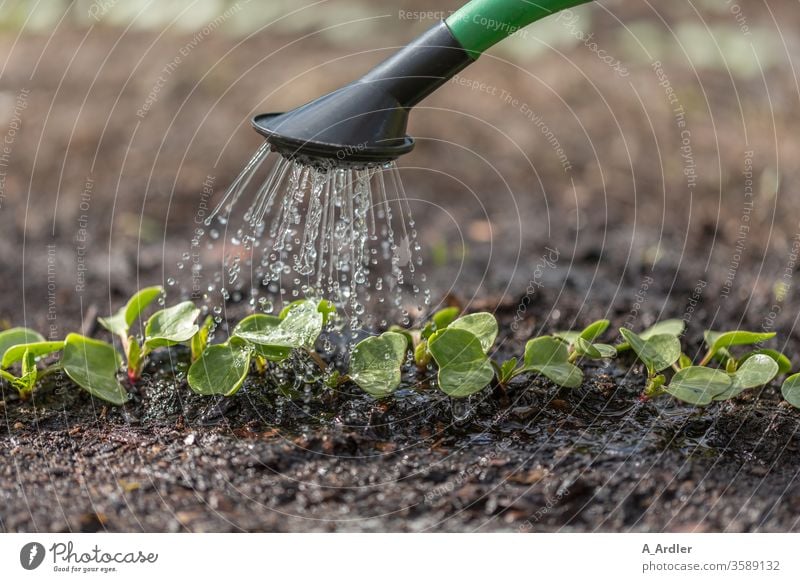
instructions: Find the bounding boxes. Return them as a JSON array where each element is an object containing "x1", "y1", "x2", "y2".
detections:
[{"x1": 252, "y1": 22, "x2": 473, "y2": 167}]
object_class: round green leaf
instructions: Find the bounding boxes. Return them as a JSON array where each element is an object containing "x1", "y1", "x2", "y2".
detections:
[
  {"x1": 429, "y1": 328, "x2": 495, "y2": 398},
  {"x1": 187, "y1": 339, "x2": 251, "y2": 396},
  {"x1": 0, "y1": 328, "x2": 45, "y2": 364},
  {"x1": 665, "y1": 366, "x2": 731, "y2": 406},
  {"x1": 62, "y1": 333, "x2": 128, "y2": 405},
  {"x1": 349, "y1": 332, "x2": 408, "y2": 398},
  {"x1": 781, "y1": 373, "x2": 800, "y2": 409},
  {"x1": 714, "y1": 354, "x2": 779, "y2": 401},
  {"x1": 619, "y1": 328, "x2": 681, "y2": 374},
  {"x1": 233, "y1": 314, "x2": 291, "y2": 361},
  {"x1": 448, "y1": 313, "x2": 498, "y2": 353},
  {"x1": 2, "y1": 341, "x2": 64, "y2": 368},
  {"x1": 522, "y1": 336, "x2": 583, "y2": 388},
  {"x1": 740, "y1": 349, "x2": 792, "y2": 375},
  {"x1": 234, "y1": 300, "x2": 323, "y2": 353},
  {"x1": 144, "y1": 301, "x2": 201, "y2": 349},
  {"x1": 279, "y1": 298, "x2": 336, "y2": 326}
]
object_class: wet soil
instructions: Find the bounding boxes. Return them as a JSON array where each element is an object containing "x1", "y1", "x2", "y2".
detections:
[
  {"x1": 2, "y1": 292, "x2": 800, "y2": 533},
  {"x1": 3, "y1": 2, "x2": 800, "y2": 532}
]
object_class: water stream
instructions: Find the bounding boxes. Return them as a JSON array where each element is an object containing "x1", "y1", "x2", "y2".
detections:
[{"x1": 177, "y1": 145, "x2": 430, "y2": 332}]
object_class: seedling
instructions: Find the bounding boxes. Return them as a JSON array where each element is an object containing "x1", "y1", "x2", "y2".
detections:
[
  {"x1": 699, "y1": 330, "x2": 777, "y2": 367},
  {"x1": 349, "y1": 331, "x2": 409, "y2": 397},
  {"x1": 428, "y1": 327, "x2": 495, "y2": 397},
  {"x1": 98, "y1": 286, "x2": 198, "y2": 382},
  {"x1": 615, "y1": 319, "x2": 685, "y2": 352},
  {"x1": 555, "y1": 319, "x2": 617, "y2": 361},
  {"x1": 187, "y1": 299, "x2": 330, "y2": 396},
  {"x1": 0, "y1": 328, "x2": 64, "y2": 399},
  {"x1": 619, "y1": 327, "x2": 681, "y2": 397},
  {"x1": 520, "y1": 336, "x2": 583, "y2": 388},
  {"x1": 412, "y1": 306, "x2": 461, "y2": 368}
]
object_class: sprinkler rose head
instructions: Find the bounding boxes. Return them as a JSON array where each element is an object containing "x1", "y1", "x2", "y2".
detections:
[{"x1": 252, "y1": 21, "x2": 474, "y2": 167}]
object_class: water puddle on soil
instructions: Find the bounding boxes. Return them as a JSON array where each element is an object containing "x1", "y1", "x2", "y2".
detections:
[{"x1": 173, "y1": 145, "x2": 431, "y2": 335}]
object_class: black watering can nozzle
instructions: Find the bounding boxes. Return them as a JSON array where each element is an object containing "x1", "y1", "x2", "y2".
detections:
[{"x1": 252, "y1": 0, "x2": 593, "y2": 167}]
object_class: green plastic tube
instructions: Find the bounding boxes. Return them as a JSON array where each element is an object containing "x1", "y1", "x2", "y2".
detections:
[{"x1": 446, "y1": 0, "x2": 593, "y2": 55}]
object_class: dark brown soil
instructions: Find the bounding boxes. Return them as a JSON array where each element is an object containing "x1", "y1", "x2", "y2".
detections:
[{"x1": 2, "y1": 1, "x2": 800, "y2": 532}]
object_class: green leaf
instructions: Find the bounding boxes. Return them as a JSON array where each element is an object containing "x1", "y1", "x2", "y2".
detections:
[
  {"x1": 740, "y1": 349, "x2": 791, "y2": 375},
  {"x1": 617, "y1": 319, "x2": 685, "y2": 351},
  {"x1": 498, "y1": 357, "x2": 518, "y2": 384},
  {"x1": 448, "y1": 313, "x2": 498, "y2": 353},
  {"x1": 553, "y1": 330, "x2": 580, "y2": 344},
  {"x1": 714, "y1": 354, "x2": 779, "y2": 401},
  {"x1": 432, "y1": 307, "x2": 460, "y2": 331},
  {"x1": 664, "y1": 366, "x2": 731, "y2": 406},
  {"x1": 414, "y1": 339, "x2": 432, "y2": 368},
  {"x1": 279, "y1": 298, "x2": 336, "y2": 326},
  {"x1": 144, "y1": 301, "x2": 201, "y2": 350},
  {"x1": 619, "y1": 328, "x2": 681, "y2": 374},
  {"x1": 234, "y1": 300, "x2": 323, "y2": 355},
  {"x1": 2, "y1": 341, "x2": 64, "y2": 368},
  {"x1": 428, "y1": 328, "x2": 495, "y2": 398},
  {"x1": 349, "y1": 332, "x2": 408, "y2": 398},
  {"x1": 0, "y1": 328, "x2": 45, "y2": 363},
  {"x1": 678, "y1": 353, "x2": 693, "y2": 369},
  {"x1": 99, "y1": 286, "x2": 163, "y2": 337},
  {"x1": 640, "y1": 319, "x2": 685, "y2": 340},
  {"x1": 187, "y1": 339, "x2": 251, "y2": 396},
  {"x1": 574, "y1": 336, "x2": 602, "y2": 358},
  {"x1": 522, "y1": 336, "x2": 583, "y2": 388},
  {"x1": 703, "y1": 330, "x2": 776, "y2": 361},
  {"x1": 191, "y1": 315, "x2": 215, "y2": 362},
  {"x1": 62, "y1": 333, "x2": 128, "y2": 405},
  {"x1": 781, "y1": 374, "x2": 800, "y2": 409},
  {"x1": 593, "y1": 343, "x2": 618, "y2": 358},
  {"x1": 580, "y1": 319, "x2": 610, "y2": 342}
]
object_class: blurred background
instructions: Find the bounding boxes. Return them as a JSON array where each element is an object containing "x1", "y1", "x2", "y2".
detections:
[{"x1": 1, "y1": 0, "x2": 799, "y2": 340}]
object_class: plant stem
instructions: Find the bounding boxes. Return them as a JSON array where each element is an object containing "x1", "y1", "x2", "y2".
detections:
[
  {"x1": 698, "y1": 351, "x2": 713, "y2": 367},
  {"x1": 305, "y1": 348, "x2": 328, "y2": 372}
]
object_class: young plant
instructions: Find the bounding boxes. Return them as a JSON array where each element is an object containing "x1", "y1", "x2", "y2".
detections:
[
  {"x1": 520, "y1": 336, "x2": 583, "y2": 388},
  {"x1": 187, "y1": 299, "x2": 330, "y2": 396},
  {"x1": 411, "y1": 306, "x2": 461, "y2": 368},
  {"x1": 699, "y1": 330, "x2": 777, "y2": 367},
  {"x1": 619, "y1": 327, "x2": 681, "y2": 397},
  {"x1": 662, "y1": 354, "x2": 779, "y2": 406},
  {"x1": 555, "y1": 319, "x2": 617, "y2": 361},
  {"x1": 348, "y1": 331, "x2": 409, "y2": 398},
  {"x1": 0, "y1": 328, "x2": 64, "y2": 399},
  {"x1": 427, "y1": 312, "x2": 499, "y2": 398},
  {"x1": 616, "y1": 319, "x2": 685, "y2": 352},
  {"x1": 98, "y1": 286, "x2": 164, "y2": 381}
]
